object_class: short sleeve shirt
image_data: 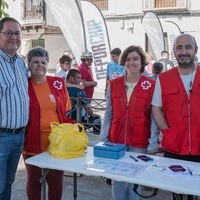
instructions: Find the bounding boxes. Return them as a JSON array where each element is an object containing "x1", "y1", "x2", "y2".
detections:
[
  {"x1": 106, "y1": 61, "x2": 125, "y2": 80},
  {"x1": 78, "y1": 62, "x2": 94, "y2": 98}
]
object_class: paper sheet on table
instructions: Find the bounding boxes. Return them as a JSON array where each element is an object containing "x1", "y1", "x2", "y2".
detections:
[{"x1": 87, "y1": 158, "x2": 147, "y2": 177}]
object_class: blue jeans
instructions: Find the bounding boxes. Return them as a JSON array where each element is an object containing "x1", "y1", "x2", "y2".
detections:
[
  {"x1": 0, "y1": 129, "x2": 25, "y2": 200},
  {"x1": 112, "y1": 146, "x2": 146, "y2": 200}
]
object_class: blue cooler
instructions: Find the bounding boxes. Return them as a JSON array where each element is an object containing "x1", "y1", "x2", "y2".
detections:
[{"x1": 94, "y1": 142, "x2": 126, "y2": 159}]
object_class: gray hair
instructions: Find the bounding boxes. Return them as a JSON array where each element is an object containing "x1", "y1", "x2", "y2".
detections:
[{"x1": 27, "y1": 47, "x2": 49, "y2": 63}]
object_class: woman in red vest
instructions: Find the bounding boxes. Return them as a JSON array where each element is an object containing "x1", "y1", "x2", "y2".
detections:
[
  {"x1": 23, "y1": 47, "x2": 74, "y2": 200},
  {"x1": 100, "y1": 45, "x2": 155, "y2": 200}
]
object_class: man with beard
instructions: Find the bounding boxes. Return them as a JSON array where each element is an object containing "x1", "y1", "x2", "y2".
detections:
[{"x1": 152, "y1": 34, "x2": 200, "y2": 200}]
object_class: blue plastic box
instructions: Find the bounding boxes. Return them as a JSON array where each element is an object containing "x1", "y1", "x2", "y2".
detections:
[{"x1": 94, "y1": 142, "x2": 126, "y2": 159}]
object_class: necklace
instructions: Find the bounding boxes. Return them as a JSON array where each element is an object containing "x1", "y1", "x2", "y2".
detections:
[
  {"x1": 189, "y1": 70, "x2": 194, "y2": 93},
  {"x1": 125, "y1": 82, "x2": 137, "y2": 91},
  {"x1": 125, "y1": 74, "x2": 141, "y2": 83},
  {"x1": 125, "y1": 75, "x2": 140, "y2": 91},
  {"x1": 126, "y1": 82, "x2": 134, "y2": 87},
  {"x1": 180, "y1": 66, "x2": 196, "y2": 95},
  {"x1": 189, "y1": 65, "x2": 196, "y2": 93}
]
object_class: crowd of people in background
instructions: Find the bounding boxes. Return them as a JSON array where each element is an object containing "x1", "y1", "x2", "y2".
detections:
[{"x1": 0, "y1": 16, "x2": 200, "y2": 200}]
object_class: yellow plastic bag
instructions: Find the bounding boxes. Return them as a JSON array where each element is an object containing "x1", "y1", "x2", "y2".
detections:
[{"x1": 47, "y1": 122, "x2": 88, "y2": 159}]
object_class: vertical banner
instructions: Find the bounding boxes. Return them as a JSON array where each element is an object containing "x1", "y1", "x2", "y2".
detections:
[
  {"x1": 44, "y1": 0, "x2": 85, "y2": 64},
  {"x1": 163, "y1": 21, "x2": 181, "y2": 65},
  {"x1": 80, "y1": 0, "x2": 111, "y2": 82},
  {"x1": 142, "y1": 11, "x2": 165, "y2": 61}
]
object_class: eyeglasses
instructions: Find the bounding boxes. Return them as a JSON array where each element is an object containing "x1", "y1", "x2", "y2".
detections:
[{"x1": 0, "y1": 31, "x2": 23, "y2": 38}]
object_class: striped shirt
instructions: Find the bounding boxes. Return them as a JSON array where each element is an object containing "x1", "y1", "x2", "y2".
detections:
[{"x1": 0, "y1": 49, "x2": 29, "y2": 129}]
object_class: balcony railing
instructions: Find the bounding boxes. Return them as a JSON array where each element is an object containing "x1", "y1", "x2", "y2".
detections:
[
  {"x1": 21, "y1": 0, "x2": 45, "y2": 23},
  {"x1": 143, "y1": 0, "x2": 188, "y2": 10},
  {"x1": 89, "y1": 0, "x2": 108, "y2": 11}
]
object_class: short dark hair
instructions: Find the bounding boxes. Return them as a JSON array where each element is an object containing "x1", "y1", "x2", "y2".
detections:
[
  {"x1": 66, "y1": 69, "x2": 80, "y2": 80},
  {"x1": 161, "y1": 50, "x2": 169, "y2": 56},
  {"x1": 120, "y1": 45, "x2": 147, "y2": 73},
  {"x1": 27, "y1": 47, "x2": 49, "y2": 63},
  {"x1": 153, "y1": 62, "x2": 163, "y2": 75},
  {"x1": 110, "y1": 48, "x2": 121, "y2": 56},
  {"x1": 0, "y1": 17, "x2": 21, "y2": 32},
  {"x1": 59, "y1": 55, "x2": 72, "y2": 64}
]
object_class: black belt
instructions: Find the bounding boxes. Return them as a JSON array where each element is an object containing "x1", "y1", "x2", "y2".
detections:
[{"x1": 0, "y1": 127, "x2": 25, "y2": 134}]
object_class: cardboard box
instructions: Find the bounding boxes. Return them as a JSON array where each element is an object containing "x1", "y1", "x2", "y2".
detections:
[{"x1": 94, "y1": 142, "x2": 126, "y2": 159}]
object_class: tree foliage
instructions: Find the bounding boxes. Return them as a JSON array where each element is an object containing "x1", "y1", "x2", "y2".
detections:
[{"x1": 0, "y1": 0, "x2": 9, "y2": 18}]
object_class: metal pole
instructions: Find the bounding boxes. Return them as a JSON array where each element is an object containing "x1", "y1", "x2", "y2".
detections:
[
  {"x1": 73, "y1": 173, "x2": 77, "y2": 200},
  {"x1": 76, "y1": 93, "x2": 82, "y2": 123},
  {"x1": 40, "y1": 169, "x2": 49, "y2": 200}
]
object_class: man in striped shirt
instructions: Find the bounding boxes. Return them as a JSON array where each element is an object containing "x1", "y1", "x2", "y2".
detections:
[{"x1": 0, "y1": 17, "x2": 29, "y2": 200}]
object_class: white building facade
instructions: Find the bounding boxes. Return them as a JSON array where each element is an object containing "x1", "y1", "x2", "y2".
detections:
[{"x1": 5, "y1": 0, "x2": 200, "y2": 71}]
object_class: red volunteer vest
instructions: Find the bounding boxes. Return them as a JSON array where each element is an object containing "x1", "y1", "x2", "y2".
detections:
[
  {"x1": 109, "y1": 75, "x2": 155, "y2": 148},
  {"x1": 160, "y1": 67, "x2": 200, "y2": 155},
  {"x1": 24, "y1": 76, "x2": 74, "y2": 154}
]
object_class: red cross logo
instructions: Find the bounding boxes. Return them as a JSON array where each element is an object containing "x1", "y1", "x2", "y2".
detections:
[
  {"x1": 53, "y1": 80, "x2": 63, "y2": 90},
  {"x1": 141, "y1": 81, "x2": 151, "y2": 90}
]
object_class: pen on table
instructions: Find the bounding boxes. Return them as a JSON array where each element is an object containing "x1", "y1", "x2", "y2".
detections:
[
  {"x1": 130, "y1": 155, "x2": 138, "y2": 162},
  {"x1": 187, "y1": 167, "x2": 193, "y2": 176}
]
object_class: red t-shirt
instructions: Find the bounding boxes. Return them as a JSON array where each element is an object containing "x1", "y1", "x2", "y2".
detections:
[{"x1": 78, "y1": 62, "x2": 94, "y2": 98}]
